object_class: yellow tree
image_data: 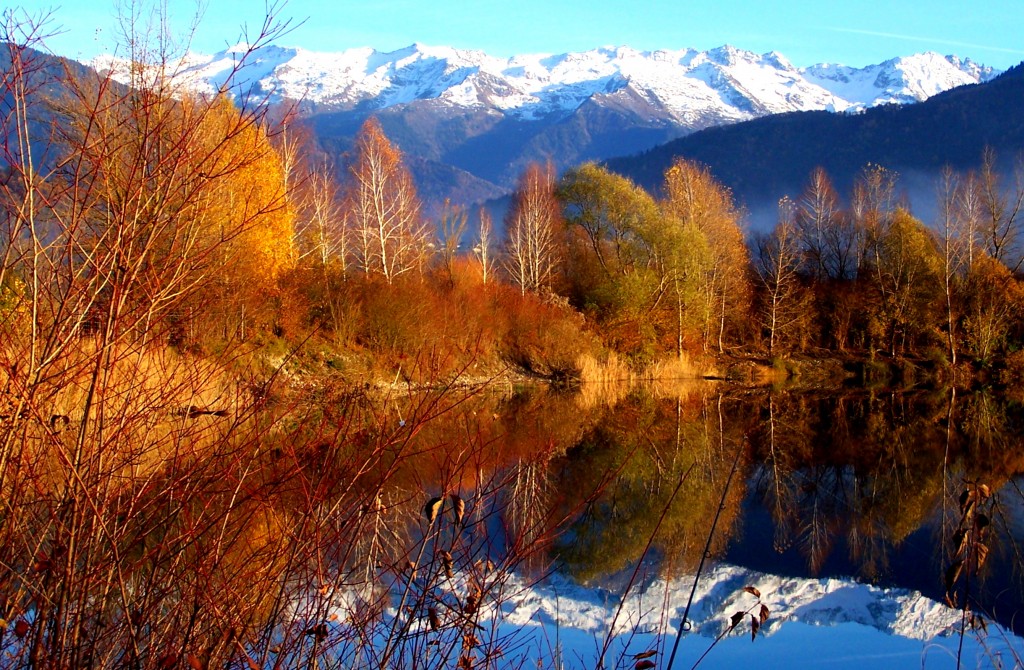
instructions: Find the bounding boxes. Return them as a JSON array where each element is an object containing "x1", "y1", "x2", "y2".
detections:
[
  {"x1": 344, "y1": 117, "x2": 428, "y2": 283},
  {"x1": 190, "y1": 97, "x2": 295, "y2": 338},
  {"x1": 557, "y1": 163, "x2": 666, "y2": 358},
  {"x1": 54, "y1": 88, "x2": 295, "y2": 343},
  {"x1": 865, "y1": 208, "x2": 942, "y2": 354},
  {"x1": 662, "y1": 159, "x2": 750, "y2": 353}
]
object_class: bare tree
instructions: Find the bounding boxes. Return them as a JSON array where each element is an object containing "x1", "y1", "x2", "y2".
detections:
[
  {"x1": 755, "y1": 199, "x2": 808, "y2": 357},
  {"x1": 504, "y1": 162, "x2": 560, "y2": 295},
  {"x1": 474, "y1": 207, "x2": 494, "y2": 285},
  {"x1": 344, "y1": 117, "x2": 429, "y2": 283},
  {"x1": 978, "y1": 148, "x2": 1024, "y2": 272}
]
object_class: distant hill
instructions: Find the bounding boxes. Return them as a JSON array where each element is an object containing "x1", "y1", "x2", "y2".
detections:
[{"x1": 605, "y1": 63, "x2": 1024, "y2": 222}]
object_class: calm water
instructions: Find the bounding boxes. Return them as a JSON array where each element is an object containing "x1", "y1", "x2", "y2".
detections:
[{"x1": 369, "y1": 382, "x2": 1024, "y2": 635}]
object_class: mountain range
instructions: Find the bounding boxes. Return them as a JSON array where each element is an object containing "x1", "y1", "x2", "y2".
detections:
[{"x1": 90, "y1": 44, "x2": 1000, "y2": 209}]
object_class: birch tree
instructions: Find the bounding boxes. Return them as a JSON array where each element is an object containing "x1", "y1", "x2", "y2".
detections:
[
  {"x1": 344, "y1": 117, "x2": 428, "y2": 283},
  {"x1": 504, "y1": 162, "x2": 560, "y2": 294}
]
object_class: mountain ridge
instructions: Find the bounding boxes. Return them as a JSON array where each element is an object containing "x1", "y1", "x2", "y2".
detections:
[
  {"x1": 84, "y1": 43, "x2": 1003, "y2": 210},
  {"x1": 91, "y1": 43, "x2": 999, "y2": 123}
]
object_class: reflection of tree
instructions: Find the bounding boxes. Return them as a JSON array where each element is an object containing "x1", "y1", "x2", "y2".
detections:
[
  {"x1": 550, "y1": 392, "x2": 747, "y2": 582},
  {"x1": 745, "y1": 388, "x2": 1024, "y2": 588},
  {"x1": 506, "y1": 454, "x2": 555, "y2": 570}
]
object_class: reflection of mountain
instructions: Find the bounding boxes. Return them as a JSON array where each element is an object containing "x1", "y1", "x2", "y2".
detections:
[{"x1": 487, "y1": 564, "x2": 1018, "y2": 668}]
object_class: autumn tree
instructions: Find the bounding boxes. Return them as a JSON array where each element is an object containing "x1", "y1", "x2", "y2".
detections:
[
  {"x1": 851, "y1": 163, "x2": 899, "y2": 274},
  {"x1": 794, "y1": 167, "x2": 858, "y2": 280},
  {"x1": 437, "y1": 198, "x2": 468, "y2": 286},
  {"x1": 936, "y1": 167, "x2": 972, "y2": 365},
  {"x1": 0, "y1": 7, "x2": 305, "y2": 667},
  {"x1": 960, "y1": 254, "x2": 1024, "y2": 361},
  {"x1": 662, "y1": 158, "x2": 750, "y2": 353},
  {"x1": 864, "y1": 208, "x2": 942, "y2": 354},
  {"x1": 557, "y1": 163, "x2": 666, "y2": 358},
  {"x1": 474, "y1": 207, "x2": 494, "y2": 285},
  {"x1": 344, "y1": 117, "x2": 429, "y2": 283}
]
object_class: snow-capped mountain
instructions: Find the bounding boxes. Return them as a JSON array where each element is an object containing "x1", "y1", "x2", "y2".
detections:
[
  {"x1": 89, "y1": 43, "x2": 1003, "y2": 210},
  {"x1": 92, "y1": 43, "x2": 998, "y2": 124}
]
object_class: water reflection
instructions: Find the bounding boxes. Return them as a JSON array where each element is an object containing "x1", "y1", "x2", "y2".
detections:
[{"x1": 356, "y1": 382, "x2": 1024, "y2": 634}]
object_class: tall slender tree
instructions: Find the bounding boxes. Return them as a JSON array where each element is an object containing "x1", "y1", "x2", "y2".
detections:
[
  {"x1": 504, "y1": 162, "x2": 560, "y2": 295},
  {"x1": 662, "y1": 159, "x2": 750, "y2": 353},
  {"x1": 344, "y1": 117, "x2": 428, "y2": 283}
]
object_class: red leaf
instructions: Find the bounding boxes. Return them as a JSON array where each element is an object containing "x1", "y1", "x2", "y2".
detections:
[
  {"x1": 635, "y1": 661, "x2": 656, "y2": 670},
  {"x1": 13, "y1": 619, "x2": 29, "y2": 639},
  {"x1": 633, "y1": 650, "x2": 657, "y2": 660},
  {"x1": 743, "y1": 586, "x2": 761, "y2": 598}
]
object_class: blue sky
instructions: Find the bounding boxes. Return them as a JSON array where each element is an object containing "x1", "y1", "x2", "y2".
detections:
[{"x1": 12, "y1": 0, "x2": 1024, "y2": 70}]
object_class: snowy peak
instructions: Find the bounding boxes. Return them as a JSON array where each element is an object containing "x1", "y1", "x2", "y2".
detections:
[
  {"x1": 90, "y1": 43, "x2": 1000, "y2": 126},
  {"x1": 803, "y1": 52, "x2": 995, "y2": 107}
]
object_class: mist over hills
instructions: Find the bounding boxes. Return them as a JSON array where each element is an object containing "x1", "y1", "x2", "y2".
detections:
[{"x1": 605, "y1": 62, "x2": 1024, "y2": 228}]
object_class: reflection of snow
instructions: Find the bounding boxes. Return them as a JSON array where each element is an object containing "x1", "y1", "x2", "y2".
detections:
[{"x1": 445, "y1": 563, "x2": 1020, "y2": 668}]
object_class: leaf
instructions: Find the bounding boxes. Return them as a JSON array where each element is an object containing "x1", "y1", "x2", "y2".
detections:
[
  {"x1": 959, "y1": 490, "x2": 970, "y2": 514},
  {"x1": 945, "y1": 560, "x2": 963, "y2": 592},
  {"x1": 751, "y1": 614, "x2": 760, "y2": 640},
  {"x1": 742, "y1": 586, "x2": 761, "y2": 598},
  {"x1": 428, "y1": 606, "x2": 440, "y2": 631},
  {"x1": 730, "y1": 611, "x2": 744, "y2": 629},
  {"x1": 441, "y1": 550, "x2": 454, "y2": 579},
  {"x1": 186, "y1": 654, "x2": 204, "y2": 670},
  {"x1": 157, "y1": 654, "x2": 178, "y2": 669},
  {"x1": 976, "y1": 513, "x2": 990, "y2": 529},
  {"x1": 953, "y1": 529, "x2": 968, "y2": 558},
  {"x1": 635, "y1": 661, "x2": 656, "y2": 670},
  {"x1": 633, "y1": 650, "x2": 658, "y2": 660},
  {"x1": 450, "y1": 493, "x2": 465, "y2": 524},
  {"x1": 976, "y1": 543, "x2": 990, "y2": 569},
  {"x1": 759, "y1": 603, "x2": 770, "y2": 624},
  {"x1": 13, "y1": 619, "x2": 29, "y2": 639},
  {"x1": 424, "y1": 497, "x2": 443, "y2": 524},
  {"x1": 305, "y1": 623, "x2": 328, "y2": 639},
  {"x1": 977, "y1": 484, "x2": 991, "y2": 499},
  {"x1": 33, "y1": 553, "x2": 52, "y2": 572}
]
